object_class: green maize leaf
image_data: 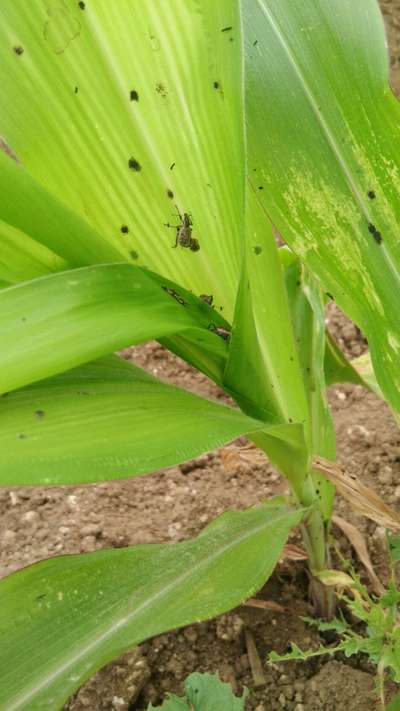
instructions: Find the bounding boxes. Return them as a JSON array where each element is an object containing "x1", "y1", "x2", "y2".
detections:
[
  {"x1": 0, "y1": 264, "x2": 230, "y2": 394},
  {"x1": 148, "y1": 672, "x2": 249, "y2": 711},
  {"x1": 351, "y1": 351, "x2": 385, "y2": 399},
  {"x1": 350, "y1": 350, "x2": 400, "y2": 426},
  {"x1": 250, "y1": 425, "x2": 309, "y2": 499},
  {"x1": 223, "y1": 194, "x2": 309, "y2": 428},
  {"x1": 0, "y1": 0, "x2": 244, "y2": 320},
  {"x1": 0, "y1": 501, "x2": 304, "y2": 710},
  {"x1": 283, "y1": 260, "x2": 334, "y2": 457},
  {"x1": 0, "y1": 219, "x2": 69, "y2": 285},
  {"x1": 137, "y1": 267, "x2": 232, "y2": 384},
  {"x1": 386, "y1": 692, "x2": 400, "y2": 711},
  {"x1": 243, "y1": 0, "x2": 400, "y2": 413},
  {"x1": 0, "y1": 354, "x2": 272, "y2": 486},
  {"x1": 0, "y1": 148, "x2": 122, "y2": 270},
  {"x1": 324, "y1": 330, "x2": 366, "y2": 388},
  {"x1": 222, "y1": 190, "x2": 311, "y2": 490},
  {"x1": 283, "y1": 260, "x2": 335, "y2": 518}
]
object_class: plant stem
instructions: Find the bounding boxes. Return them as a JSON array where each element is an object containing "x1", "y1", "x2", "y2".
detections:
[{"x1": 299, "y1": 475, "x2": 335, "y2": 619}]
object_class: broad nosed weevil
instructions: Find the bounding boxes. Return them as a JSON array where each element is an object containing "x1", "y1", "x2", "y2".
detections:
[{"x1": 164, "y1": 205, "x2": 200, "y2": 252}]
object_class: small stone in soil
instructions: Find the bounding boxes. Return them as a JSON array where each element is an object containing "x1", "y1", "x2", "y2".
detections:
[{"x1": 21, "y1": 510, "x2": 39, "y2": 523}]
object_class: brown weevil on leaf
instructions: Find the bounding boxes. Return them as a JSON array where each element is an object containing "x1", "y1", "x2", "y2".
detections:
[{"x1": 164, "y1": 206, "x2": 200, "y2": 252}]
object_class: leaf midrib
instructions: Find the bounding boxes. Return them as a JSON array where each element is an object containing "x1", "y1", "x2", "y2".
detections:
[
  {"x1": 253, "y1": 0, "x2": 400, "y2": 297},
  {"x1": 5, "y1": 509, "x2": 296, "y2": 710}
]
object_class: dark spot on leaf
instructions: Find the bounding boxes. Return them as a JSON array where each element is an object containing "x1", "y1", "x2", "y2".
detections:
[
  {"x1": 258, "y1": 186, "x2": 264, "y2": 190},
  {"x1": 221, "y1": 26, "x2": 232, "y2": 32},
  {"x1": 167, "y1": 189, "x2": 174, "y2": 199},
  {"x1": 35, "y1": 410, "x2": 45, "y2": 418},
  {"x1": 368, "y1": 222, "x2": 382, "y2": 244},
  {"x1": 78, "y1": 1, "x2": 85, "y2": 8},
  {"x1": 120, "y1": 225, "x2": 129, "y2": 234},
  {"x1": 130, "y1": 250, "x2": 139, "y2": 260},
  {"x1": 128, "y1": 157, "x2": 141, "y2": 171},
  {"x1": 18, "y1": 433, "x2": 27, "y2": 439},
  {"x1": 74, "y1": 86, "x2": 79, "y2": 94},
  {"x1": 170, "y1": 162, "x2": 175, "y2": 171},
  {"x1": 253, "y1": 39, "x2": 258, "y2": 46},
  {"x1": 288, "y1": 418, "x2": 293, "y2": 423},
  {"x1": 229, "y1": 37, "x2": 234, "y2": 42},
  {"x1": 213, "y1": 81, "x2": 220, "y2": 89},
  {"x1": 130, "y1": 89, "x2": 139, "y2": 102},
  {"x1": 77, "y1": 391, "x2": 90, "y2": 395},
  {"x1": 156, "y1": 82, "x2": 167, "y2": 97},
  {"x1": 289, "y1": 356, "x2": 294, "y2": 362},
  {"x1": 326, "y1": 292, "x2": 334, "y2": 300},
  {"x1": 253, "y1": 245, "x2": 262, "y2": 255},
  {"x1": 367, "y1": 190, "x2": 376, "y2": 200},
  {"x1": 21, "y1": 317, "x2": 27, "y2": 322},
  {"x1": 296, "y1": 280, "x2": 301, "y2": 286},
  {"x1": 13, "y1": 46, "x2": 24, "y2": 55}
]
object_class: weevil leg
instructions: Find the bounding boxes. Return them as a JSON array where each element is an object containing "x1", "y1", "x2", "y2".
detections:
[{"x1": 174, "y1": 204, "x2": 183, "y2": 222}]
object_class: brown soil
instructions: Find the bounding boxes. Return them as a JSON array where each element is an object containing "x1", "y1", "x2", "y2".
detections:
[{"x1": 2, "y1": 4, "x2": 400, "y2": 711}]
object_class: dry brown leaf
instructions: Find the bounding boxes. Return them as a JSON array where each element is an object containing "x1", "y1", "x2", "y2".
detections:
[
  {"x1": 245, "y1": 628, "x2": 267, "y2": 687},
  {"x1": 314, "y1": 456, "x2": 400, "y2": 531},
  {"x1": 242, "y1": 597, "x2": 285, "y2": 613},
  {"x1": 219, "y1": 442, "x2": 267, "y2": 472},
  {"x1": 332, "y1": 514, "x2": 384, "y2": 596},
  {"x1": 282, "y1": 543, "x2": 308, "y2": 561}
]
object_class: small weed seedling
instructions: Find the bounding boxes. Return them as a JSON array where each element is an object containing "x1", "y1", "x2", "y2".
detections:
[
  {"x1": 147, "y1": 672, "x2": 248, "y2": 710},
  {"x1": 269, "y1": 531, "x2": 400, "y2": 710}
]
